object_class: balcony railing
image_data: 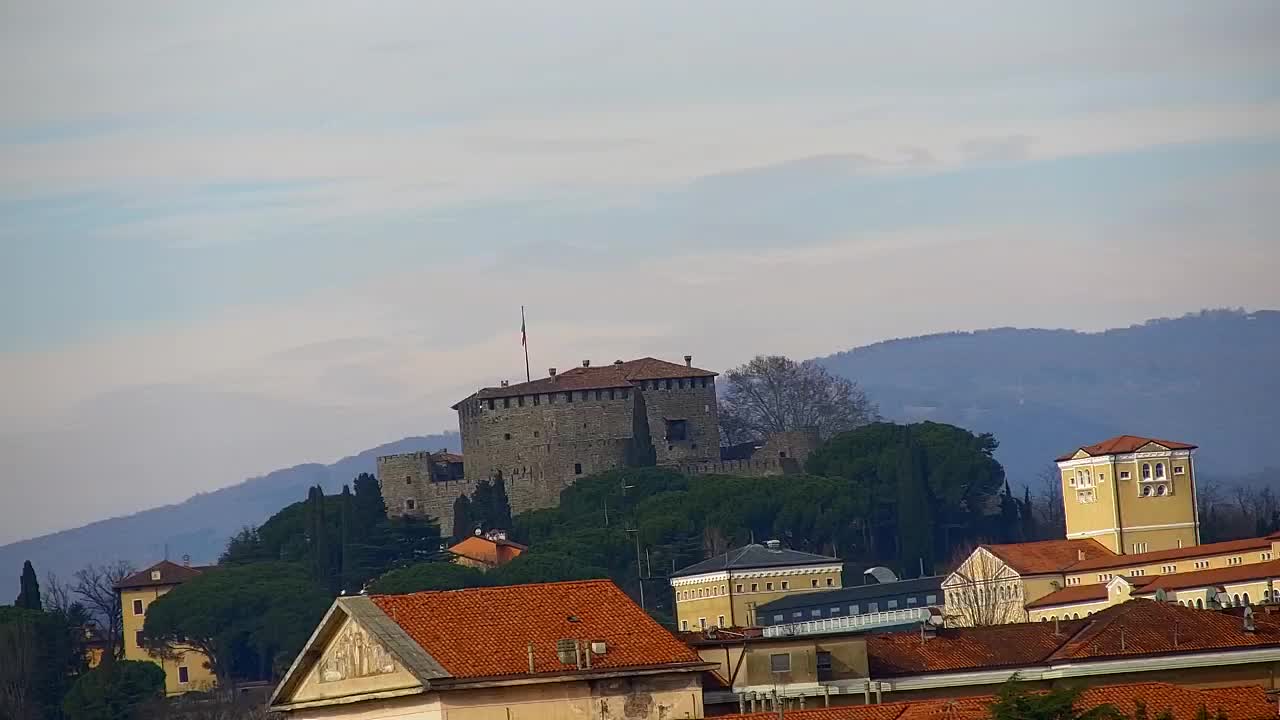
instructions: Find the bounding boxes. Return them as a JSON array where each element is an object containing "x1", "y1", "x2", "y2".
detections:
[{"x1": 762, "y1": 607, "x2": 930, "y2": 638}]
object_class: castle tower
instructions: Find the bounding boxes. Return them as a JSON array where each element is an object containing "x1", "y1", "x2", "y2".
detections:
[{"x1": 1055, "y1": 435, "x2": 1199, "y2": 555}]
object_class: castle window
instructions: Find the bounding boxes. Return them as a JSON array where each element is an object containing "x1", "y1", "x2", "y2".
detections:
[
  {"x1": 620, "y1": 388, "x2": 630, "y2": 399},
  {"x1": 564, "y1": 392, "x2": 573, "y2": 403},
  {"x1": 1174, "y1": 465, "x2": 1185, "y2": 475},
  {"x1": 701, "y1": 377, "x2": 709, "y2": 388},
  {"x1": 517, "y1": 396, "x2": 525, "y2": 407},
  {"x1": 487, "y1": 399, "x2": 495, "y2": 410},
  {"x1": 503, "y1": 397, "x2": 511, "y2": 409},
  {"x1": 1141, "y1": 463, "x2": 1151, "y2": 479},
  {"x1": 574, "y1": 463, "x2": 583, "y2": 475},
  {"x1": 533, "y1": 430, "x2": 540, "y2": 437},
  {"x1": 666, "y1": 419, "x2": 688, "y2": 442},
  {"x1": 405, "y1": 476, "x2": 412, "y2": 485},
  {"x1": 532, "y1": 394, "x2": 540, "y2": 406},
  {"x1": 608, "y1": 389, "x2": 615, "y2": 400},
  {"x1": 405, "y1": 499, "x2": 416, "y2": 510},
  {"x1": 665, "y1": 379, "x2": 673, "y2": 390},
  {"x1": 595, "y1": 390, "x2": 602, "y2": 401},
  {"x1": 504, "y1": 433, "x2": 512, "y2": 440}
]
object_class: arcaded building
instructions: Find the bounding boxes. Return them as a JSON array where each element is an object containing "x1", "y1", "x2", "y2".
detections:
[{"x1": 381, "y1": 355, "x2": 719, "y2": 535}]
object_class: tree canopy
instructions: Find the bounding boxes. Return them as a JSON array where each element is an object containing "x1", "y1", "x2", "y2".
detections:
[
  {"x1": 62, "y1": 660, "x2": 165, "y2": 720},
  {"x1": 140, "y1": 562, "x2": 330, "y2": 685},
  {"x1": 718, "y1": 355, "x2": 878, "y2": 443},
  {"x1": 15, "y1": 560, "x2": 41, "y2": 610},
  {"x1": 0, "y1": 605, "x2": 85, "y2": 720}
]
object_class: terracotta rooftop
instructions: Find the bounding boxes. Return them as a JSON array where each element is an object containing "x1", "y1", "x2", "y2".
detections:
[
  {"x1": 867, "y1": 599, "x2": 1280, "y2": 677},
  {"x1": 1055, "y1": 435, "x2": 1197, "y2": 462},
  {"x1": 980, "y1": 538, "x2": 1114, "y2": 576},
  {"x1": 1137, "y1": 558, "x2": 1280, "y2": 594},
  {"x1": 1066, "y1": 535, "x2": 1274, "y2": 573},
  {"x1": 447, "y1": 534, "x2": 526, "y2": 566},
  {"x1": 720, "y1": 683, "x2": 1278, "y2": 720},
  {"x1": 114, "y1": 560, "x2": 209, "y2": 590},
  {"x1": 369, "y1": 580, "x2": 702, "y2": 680},
  {"x1": 1024, "y1": 576, "x2": 1153, "y2": 610},
  {"x1": 460, "y1": 357, "x2": 716, "y2": 404}
]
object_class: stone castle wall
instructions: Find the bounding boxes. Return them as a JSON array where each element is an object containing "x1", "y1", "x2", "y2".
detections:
[{"x1": 380, "y1": 369, "x2": 726, "y2": 536}]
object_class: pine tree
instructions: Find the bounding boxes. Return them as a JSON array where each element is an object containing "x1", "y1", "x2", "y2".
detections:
[
  {"x1": 351, "y1": 472, "x2": 386, "y2": 538},
  {"x1": 15, "y1": 560, "x2": 42, "y2": 610}
]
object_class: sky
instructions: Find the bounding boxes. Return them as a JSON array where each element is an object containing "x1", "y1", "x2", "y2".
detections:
[{"x1": 2, "y1": 1, "x2": 1279, "y2": 545}]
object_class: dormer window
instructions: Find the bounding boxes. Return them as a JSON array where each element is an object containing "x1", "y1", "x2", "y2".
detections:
[{"x1": 150, "y1": 570, "x2": 161, "y2": 581}]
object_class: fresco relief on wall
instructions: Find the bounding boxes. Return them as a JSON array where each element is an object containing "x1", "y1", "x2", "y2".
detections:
[{"x1": 315, "y1": 623, "x2": 398, "y2": 683}]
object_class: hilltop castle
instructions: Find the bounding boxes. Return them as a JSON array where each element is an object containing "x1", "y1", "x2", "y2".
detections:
[{"x1": 380, "y1": 356, "x2": 725, "y2": 535}]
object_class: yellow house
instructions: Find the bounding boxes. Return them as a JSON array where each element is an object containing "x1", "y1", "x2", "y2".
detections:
[
  {"x1": 268, "y1": 579, "x2": 712, "y2": 719},
  {"x1": 670, "y1": 541, "x2": 843, "y2": 631},
  {"x1": 1056, "y1": 435, "x2": 1200, "y2": 554},
  {"x1": 115, "y1": 560, "x2": 217, "y2": 695}
]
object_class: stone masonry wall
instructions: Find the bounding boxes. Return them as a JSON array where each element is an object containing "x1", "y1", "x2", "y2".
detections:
[{"x1": 636, "y1": 376, "x2": 720, "y2": 465}]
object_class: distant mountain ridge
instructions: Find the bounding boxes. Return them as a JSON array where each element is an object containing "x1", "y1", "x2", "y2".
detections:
[
  {"x1": 0, "y1": 433, "x2": 459, "y2": 599},
  {"x1": 816, "y1": 308, "x2": 1279, "y2": 484},
  {"x1": 4, "y1": 308, "x2": 1276, "y2": 600}
]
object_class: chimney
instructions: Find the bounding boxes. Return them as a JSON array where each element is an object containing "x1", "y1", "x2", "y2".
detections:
[
  {"x1": 614, "y1": 359, "x2": 623, "y2": 366},
  {"x1": 582, "y1": 359, "x2": 591, "y2": 368},
  {"x1": 500, "y1": 380, "x2": 509, "y2": 387},
  {"x1": 1053, "y1": 616, "x2": 1061, "y2": 635},
  {"x1": 684, "y1": 354, "x2": 693, "y2": 367},
  {"x1": 1077, "y1": 549, "x2": 1086, "y2": 561},
  {"x1": 548, "y1": 367, "x2": 558, "y2": 380},
  {"x1": 764, "y1": 539, "x2": 782, "y2": 550}
]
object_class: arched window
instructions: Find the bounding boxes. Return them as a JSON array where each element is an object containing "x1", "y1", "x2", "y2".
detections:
[
  {"x1": 1243, "y1": 592, "x2": 1250, "y2": 606},
  {"x1": 1142, "y1": 485, "x2": 1153, "y2": 497},
  {"x1": 1155, "y1": 463, "x2": 1165, "y2": 479},
  {"x1": 1195, "y1": 599, "x2": 1204, "y2": 609},
  {"x1": 1041, "y1": 617, "x2": 1048, "y2": 622},
  {"x1": 1233, "y1": 594, "x2": 1241, "y2": 606},
  {"x1": 1142, "y1": 463, "x2": 1152, "y2": 480},
  {"x1": 1072, "y1": 613, "x2": 1080, "y2": 619},
  {"x1": 1156, "y1": 485, "x2": 1167, "y2": 496}
]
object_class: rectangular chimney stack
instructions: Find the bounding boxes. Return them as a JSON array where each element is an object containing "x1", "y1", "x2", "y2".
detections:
[{"x1": 684, "y1": 354, "x2": 692, "y2": 367}]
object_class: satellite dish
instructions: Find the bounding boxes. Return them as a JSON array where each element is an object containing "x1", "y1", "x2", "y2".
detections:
[{"x1": 864, "y1": 567, "x2": 899, "y2": 585}]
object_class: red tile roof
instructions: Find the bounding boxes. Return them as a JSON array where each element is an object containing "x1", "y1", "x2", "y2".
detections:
[
  {"x1": 1024, "y1": 577, "x2": 1154, "y2": 610},
  {"x1": 1065, "y1": 536, "x2": 1273, "y2": 573},
  {"x1": 1055, "y1": 435, "x2": 1197, "y2": 462},
  {"x1": 447, "y1": 535, "x2": 526, "y2": 567},
  {"x1": 461, "y1": 357, "x2": 715, "y2": 404},
  {"x1": 721, "y1": 683, "x2": 1278, "y2": 720},
  {"x1": 980, "y1": 538, "x2": 1114, "y2": 575},
  {"x1": 1137, "y1": 559, "x2": 1280, "y2": 594},
  {"x1": 369, "y1": 580, "x2": 702, "y2": 680},
  {"x1": 868, "y1": 600, "x2": 1280, "y2": 677},
  {"x1": 113, "y1": 560, "x2": 209, "y2": 590}
]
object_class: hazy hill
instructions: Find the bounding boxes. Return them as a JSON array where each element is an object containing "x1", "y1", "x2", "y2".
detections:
[
  {"x1": 818, "y1": 309, "x2": 1279, "y2": 485},
  {"x1": 0, "y1": 433, "x2": 459, "y2": 599}
]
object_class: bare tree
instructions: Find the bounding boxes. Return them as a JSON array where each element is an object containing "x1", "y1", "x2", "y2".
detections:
[
  {"x1": 74, "y1": 561, "x2": 135, "y2": 661},
  {"x1": 942, "y1": 546, "x2": 1026, "y2": 627},
  {"x1": 718, "y1": 355, "x2": 878, "y2": 444},
  {"x1": 1033, "y1": 464, "x2": 1066, "y2": 539},
  {"x1": 43, "y1": 572, "x2": 75, "y2": 614}
]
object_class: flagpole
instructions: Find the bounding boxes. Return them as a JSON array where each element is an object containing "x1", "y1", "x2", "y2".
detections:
[{"x1": 522, "y1": 306, "x2": 531, "y2": 383}]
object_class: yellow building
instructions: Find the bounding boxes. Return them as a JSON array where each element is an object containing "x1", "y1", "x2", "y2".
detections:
[
  {"x1": 1056, "y1": 435, "x2": 1200, "y2": 554},
  {"x1": 115, "y1": 560, "x2": 218, "y2": 695},
  {"x1": 670, "y1": 541, "x2": 843, "y2": 631}
]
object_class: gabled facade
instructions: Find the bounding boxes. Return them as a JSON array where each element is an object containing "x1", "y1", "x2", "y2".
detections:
[
  {"x1": 671, "y1": 541, "x2": 843, "y2": 631},
  {"x1": 115, "y1": 560, "x2": 217, "y2": 696},
  {"x1": 942, "y1": 539, "x2": 1113, "y2": 626},
  {"x1": 1056, "y1": 435, "x2": 1200, "y2": 554},
  {"x1": 270, "y1": 580, "x2": 712, "y2": 719}
]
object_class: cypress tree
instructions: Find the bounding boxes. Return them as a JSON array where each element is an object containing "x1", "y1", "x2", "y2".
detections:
[
  {"x1": 15, "y1": 560, "x2": 41, "y2": 610},
  {"x1": 998, "y1": 481, "x2": 1021, "y2": 543},
  {"x1": 1021, "y1": 486, "x2": 1039, "y2": 541},
  {"x1": 489, "y1": 478, "x2": 513, "y2": 530},
  {"x1": 312, "y1": 485, "x2": 333, "y2": 593},
  {"x1": 895, "y1": 439, "x2": 934, "y2": 576},
  {"x1": 340, "y1": 484, "x2": 353, "y2": 592},
  {"x1": 451, "y1": 494, "x2": 474, "y2": 541}
]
